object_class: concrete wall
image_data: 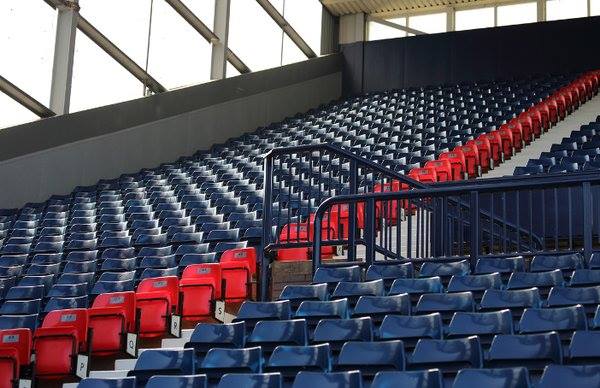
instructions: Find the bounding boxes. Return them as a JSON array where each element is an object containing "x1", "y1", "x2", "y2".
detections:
[{"x1": 0, "y1": 55, "x2": 343, "y2": 208}]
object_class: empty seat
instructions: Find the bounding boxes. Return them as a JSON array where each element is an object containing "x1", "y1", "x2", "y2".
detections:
[
  {"x1": 480, "y1": 288, "x2": 542, "y2": 315},
  {"x1": 419, "y1": 260, "x2": 470, "y2": 279},
  {"x1": 331, "y1": 279, "x2": 385, "y2": 305},
  {"x1": 217, "y1": 373, "x2": 282, "y2": 388},
  {"x1": 127, "y1": 348, "x2": 195, "y2": 385},
  {"x1": 135, "y1": 276, "x2": 179, "y2": 337},
  {"x1": 0, "y1": 299, "x2": 42, "y2": 315},
  {"x1": 0, "y1": 314, "x2": 38, "y2": 332},
  {"x1": 313, "y1": 266, "x2": 361, "y2": 290},
  {"x1": 537, "y1": 364, "x2": 600, "y2": 388},
  {"x1": 371, "y1": 369, "x2": 442, "y2": 388},
  {"x1": 475, "y1": 256, "x2": 525, "y2": 276},
  {"x1": 452, "y1": 367, "x2": 531, "y2": 388},
  {"x1": 379, "y1": 313, "x2": 443, "y2": 347},
  {"x1": 447, "y1": 273, "x2": 503, "y2": 295},
  {"x1": 278, "y1": 284, "x2": 328, "y2": 308},
  {"x1": 530, "y1": 253, "x2": 584, "y2": 273},
  {"x1": 487, "y1": 332, "x2": 563, "y2": 371},
  {"x1": 247, "y1": 319, "x2": 307, "y2": 353},
  {"x1": 507, "y1": 270, "x2": 564, "y2": 293},
  {"x1": 88, "y1": 291, "x2": 136, "y2": 355},
  {"x1": 336, "y1": 340, "x2": 405, "y2": 375},
  {"x1": 409, "y1": 336, "x2": 483, "y2": 372},
  {"x1": 234, "y1": 301, "x2": 292, "y2": 331},
  {"x1": 569, "y1": 269, "x2": 600, "y2": 286},
  {"x1": 568, "y1": 330, "x2": 600, "y2": 363},
  {"x1": 519, "y1": 305, "x2": 587, "y2": 335},
  {"x1": 389, "y1": 277, "x2": 443, "y2": 298},
  {"x1": 219, "y1": 247, "x2": 256, "y2": 301},
  {"x1": 266, "y1": 343, "x2": 331, "y2": 377},
  {"x1": 415, "y1": 292, "x2": 475, "y2": 320},
  {"x1": 179, "y1": 263, "x2": 221, "y2": 319},
  {"x1": 365, "y1": 263, "x2": 414, "y2": 285},
  {"x1": 291, "y1": 371, "x2": 362, "y2": 388},
  {"x1": 313, "y1": 317, "x2": 373, "y2": 350},
  {"x1": 184, "y1": 321, "x2": 245, "y2": 358},
  {"x1": 294, "y1": 299, "x2": 349, "y2": 327},
  {"x1": 448, "y1": 310, "x2": 513, "y2": 343},
  {"x1": 352, "y1": 294, "x2": 411, "y2": 321},
  {"x1": 199, "y1": 346, "x2": 262, "y2": 380}
]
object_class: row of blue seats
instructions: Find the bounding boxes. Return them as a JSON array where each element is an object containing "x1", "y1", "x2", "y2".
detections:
[{"x1": 80, "y1": 364, "x2": 600, "y2": 388}]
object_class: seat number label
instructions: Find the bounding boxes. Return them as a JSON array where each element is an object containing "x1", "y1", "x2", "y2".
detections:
[
  {"x1": 170, "y1": 315, "x2": 181, "y2": 338},
  {"x1": 126, "y1": 333, "x2": 138, "y2": 357},
  {"x1": 76, "y1": 354, "x2": 89, "y2": 379}
]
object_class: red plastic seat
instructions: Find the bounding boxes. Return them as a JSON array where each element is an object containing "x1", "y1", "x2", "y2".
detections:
[
  {"x1": 534, "y1": 103, "x2": 550, "y2": 131},
  {"x1": 408, "y1": 167, "x2": 437, "y2": 183},
  {"x1": 525, "y1": 109, "x2": 542, "y2": 137},
  {"x1": 456, "y1": 145, "x2": 480, "y2": 178},
  {"x1": 180, "y1": 263, "x2": 221, "y2": 319},
  {"x1": 0, "y1": 348, "x2": 19, "y2": 388},
  {"x1": 136, "y1": 276, "x2": 179, "y2": 337},
  {"x1": 467, "y1": 137, "x2": 492, "y2": 172},
  {"x1": 425, "y1": 159, "x2": 453, "y2": 182},
  {"x1": 498, "y1": 126, "x2": 514, "y2": 159},
  {"x1": 88, "y1": 291, "x2": 136, "y2": 354},
  {"x1": 439, "y1": 150, "x2": 466, "y2": 180},
  {"x1": 517, "y1": 114, "x2": 533, "y2": 144},
  {"x1": 0, "y1": 328, "x2": 31, "y2": 370},
  {"x1": 277, "y1": 223, "x2": 310, "y2": 262},
  {"x1": 545, "y1": 98, "x2": 559, "y2": 124},
  {"x1": 484, "y1": 131, "x2": 503, "y2": 164},
  {"x1": 276, "y1": 247, "x2": 309, "y2": 261},
  {"x1": 33, "y1": 308, "x2": 88, "y2": 378},
  {"x1": 505, "y1": 121, "x2": 523, "y2": 151},
  {"x1": 220, "y1": 247, "x2": 256, "y2": 301}
]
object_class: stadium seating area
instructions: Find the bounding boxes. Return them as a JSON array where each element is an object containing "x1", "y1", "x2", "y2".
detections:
[{"x1": 0, "y1": 69, "x2": 599, "y2": 387}]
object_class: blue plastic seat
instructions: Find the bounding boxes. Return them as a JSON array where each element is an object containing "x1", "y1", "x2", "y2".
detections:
[
  {"x1": 313, "y1": 266, "x2": 361, "y2": 292},
  {"x1": 530, "y1": 253, "x2": 584, "y2": 273},
  {"x1": 48, "y1": 283, "x2": 88, "y2": 298},
  {"x1": 44, "y1": 295, "x2": 89, "y2": 312},
  {"x1": 352, "y1": 294, "x2": 410, "y2": 321},
  {"x1": 78, "y1": 377, "x2": 137, "y2": 388},
  {"x1": 365, "y1": 263, "x2": 414, "y2": 284},
  {"x1": 0, "y1": 314, "x2": 38, "y2": 331},
  {"x1": 198, "y1": 346, "x2": 262, "y2": 379},
  {"x1": 291, "y1": 371, "x2": 362, "y2": 388},
  {"x1": 0, "y1": 298, "x2": 41, "y2": 315},
  {"x1": 475, "y1": 257, "x2": 525, "y2": 275},
  {"x1": 447, "y1": 273, "x2": 503, "y2": 294},
  {"x1": 448, "y1": 310, "x2": 513, "y2": 343},
  {"x1": 480, "y1": 288, "x2": 542, "y2": 315},
  {"x1": 568, "y1": 330, "x2": 600, "y2": 363},
  {"x1": 507, "y1": 270, "x2": 564, "y2": 292},
  {"x1": 538, "y1": 364, "x2": 600, "y2": 388},
  {"x1": 409, "y1": 336, "x2": 483, "y2": 372},
  {"x1": 266, "y1": 343, "x2": 331, "y2": 377},
  {"x1": 415, "y1": 292, "x2": 474, "y2": 320},
  {"x1": 331, "y1": 279, "x2": 385, "y2": 305},
  {"x1": 487, "y1": 332, "x2": 562, "y2": 371},
  {"x1": 452, "y1": 367, "x2": 530, "y2": 388},
  {"x1": 127, "y1": 349, "x2": 196, "y2": 385},
  {"x1": 4, "y1": 285, "x2": 45, "y2": 301},
  {"x1": 569, "y1": 269, "x2": 600, "y2": 286},
  {"x1": 389, "y1": 277, "x2": 443, "y2": 298},
  {"x1": 146, "y1": 375, "x2": 207, "y2": 388},
  {"x1": 547, "y1": 285, "x2": 600, "y2": 311},
  {"x1": 379, "y1": 313, "x2": 443, "y2": 347},
  {"x1": 247, "y1": 319, "x2": 307, "y2": 353},
  {"x1": 313, "y1": 317, "x2": 373, "y2": 350},
  {"x1": 294, "y1": 299, "x2": 349, "y2": 326},
  {"x1": 371, "y1": 370, "x2": 442, "y2": 388},
  {"x1": 336, "y1": 340, "x2": 405, "y2": 375},
  {"x1": 233, "y1": 301, "x2": 292, "y2": 331},
  {"x1": 278, "y1": 284, "x2": 328, "y2": 308},
  {"x1": 419, "y1": 260, "x2": 470, "y2": 279},
  {"x1": 518, "y1": 305, "x2": 587, "y2": 335},
  {"x1": 217, "y1": 373, "x2": 282, "y2": 388},
  {"x1": 184, "y1": 321, "x2": 245, "y2": 357},
  {"x1": 91, "y1": 279, "x2": 135, "y2": 296}
]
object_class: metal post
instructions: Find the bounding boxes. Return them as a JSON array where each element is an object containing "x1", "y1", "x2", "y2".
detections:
[
  {"x1": 365, "y1": 198, "x2": 376, "y2": 266},
  {"x1": 260, "y1": 154, "x2": 274, "y2": 301},
  {"x1": 49, "y1": 0, "x2": 78, "y2": 115},
  {"x1": 537, "y1": 0, "x2": 546, "y2": 22},
  {"x1": 583, "y1": 182, "x2": 593, "y2": 261},
  {"x1": 211, "y1": 0, "x2": 230, "y2": 80},
  {"x1": 469, "y1": 191, "x2": 480, "y2": 268},
  {"x1": 446, "y1": 7, "x2": 456, "y2": 32},
  {"x1": 347, "y1": 160, "x2": 358, "y2": 261}
]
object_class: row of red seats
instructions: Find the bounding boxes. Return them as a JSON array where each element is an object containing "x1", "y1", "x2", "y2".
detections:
[
  {"x1": 275, "y1": 70, "x2": 600, "y2": 262},
  {"x1": 0, "y1": 247, "x2": 256, "y2": 386}
]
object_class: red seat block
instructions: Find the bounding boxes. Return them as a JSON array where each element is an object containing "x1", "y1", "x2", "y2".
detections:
[
  {"x1": 425, "y1": 160, "x2": 452, "y2": 182},
  {"x1": 439, "y1": 150, "x2": 466, "y2": 181},
  {"x1": 505, "y1": 121, "x2": 523, "y2": 151},
  {"x1": 525, "y1": 109, "x2": 542, "y2": 137},
  {"x1": 0, "y1": 348, "x2": 19, "y2": 388},
  {"x1": 498, "y1": 127, "x2": 514, "y2": 159},
  {"x1": 456, "y1": 145, "x2": 480, "y2": 178},
  {"x1": 468, "y1": 137, "x2": 492, "y2": 172},
  {"x1": 88, "y1": 291, "x2": 136, "y2": 354},
  {"x1": 484, "y1": 131, "x2": 503, "y2": 164},
  {"x1": 517, "y1": 114, "x2": 533, "y2": 144},
  {"x1": 534, "y1": 103, "x2": 551, "y2": 131},
  {"x1": 408, "y1": 167, "x2": 437, "y2": 183},
  {"x1": 180, "y1": 264, "x2": 221, "y2": 319},
  {"x1": 33, "y1": 309, "x2": 88, "y2": 378},
  {"x1": 136, "y1": 276, "x2": 179, "y2": 337},
  {"x1": 220, "y1": 248, "x2": 256, "y2": 301},
  {"x1": 0, "y1": 328, "x2": 31, "y2": 370},
  {"x1": 276, "y1": 247, "x2": 309, "y2": 262}
]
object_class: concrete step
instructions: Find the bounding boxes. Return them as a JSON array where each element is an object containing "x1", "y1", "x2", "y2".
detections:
[
  {"x1": 88, "y1": 370, "x2": 129, "y2": 378},
  {"x1": 160, "y1": 329, "x2": 194, "y2": 348}
]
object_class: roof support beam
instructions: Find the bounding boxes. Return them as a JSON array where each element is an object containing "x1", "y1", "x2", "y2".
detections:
[
  {"x1": 446, "y1": 7, "x2": 456, "y2": 32},
  {"x1": 0, "y1": 75, "x2": 56, "y2": 118},
  {"x1": 210, "y1": 0, "x2": 231, "y2": 80},
  {"x1": 255, "y1": 0, "x2": 317, "y2": 59},
  {"x1": 367, "y1": 14, "x2": 426, "y2": 35},
  {"x1": 537, "y1": 0, "x2": 546, "y2": 21},
  {"x1": 49, "y1": 0, "x2": 77, "y2": 114},
  {"x1": 164, "y1": 0, "x2": 250, "y2": 74},
  {"x1": 44, "y1": 0, "x2": 166, "y2": 94}
]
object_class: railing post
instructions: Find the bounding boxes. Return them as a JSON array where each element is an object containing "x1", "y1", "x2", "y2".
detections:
[
  {"x1": 469, "y1": 191, "x2": 480, "y2": 268},
  {"x1": 313, "y1": 209, "x2": 324, "y2": 275},
  {"x1": 583, "y1": 182, "x2": 593, "y2": 261},
  {"x1": 347, "y1": 159, "x2": 358, "y2": 261},
  {"x1": 365, "y1": 198, "x2": 376, "y2": 266},
  {"x1": 260, "y1": 154, "x2": 274, "y2": 301}
]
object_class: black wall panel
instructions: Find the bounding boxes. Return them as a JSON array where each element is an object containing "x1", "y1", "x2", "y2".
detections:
[{"x1": 342, "y1": 16, "x2": 600, "y2": 95}]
